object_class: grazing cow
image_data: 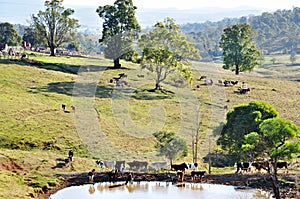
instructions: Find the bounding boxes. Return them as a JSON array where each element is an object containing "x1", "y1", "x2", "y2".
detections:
[
  {"x1": 238, "y1": 87, "x2": 251, "y2": 94},
  {"x1": 151, "y1": 161, "x2": 168, "y2": 172},
  {"x1": 171, "y1": 163, "x2": 188, "y2": 172},
  {"x1": 241, "y1": 82, "x2": 247, "y2": 88},
  {"x1": 231, "y1": 81, "x2": 239, "y2": 85},
  {"x1": 204, "y1": 79, "x2": 213, "y2": 85},
  {"x1": 252, "y1": 161, "x2": 270, "y2": 173},
  {"x1": 8, "y1": 48, "x2": 15, "y2": 56},
  {"x1": 0, "y1": 43, "x2": 8, "y2": 51},
  {"x1": 115, "y1": 161, "x2": 126, "y2": 173},
  {"x1": 235, "y1": 162, "x2": 253, "y2": 173},
  {"x1": 125, "y1": 172, "x2": 133, "y2": 185},
  {"x1": 88, "y1": 169, "x2": 96, "y2": 182},
  {"x1": 272, "y1": 161, "x2": 288, "y2": 173},
  {"x1": 199, "y1": 76, "x2": 207, "y2": 80},
  {"x1": 62, "y1": 104, "x2": 66, "y2": 112},
  {"x1": 134, "y1": 160, "x2": 148, "y2": 171},
  {"x1": 96, "y1": 160, "x2": 116, "y2": 171},
  {"x1": 224, "y1": 80, "x2": 238, "y2": 86},
  {"x1": 186, "y1": 163, "x2": 198, "y2": 171},
  {"x1": 119, "y1": 73, "x2": 127, "y2": 78},
  {"x1": 68, "y1": 150, "x2": 74, "y2": 162},
  {"x1": 65, "y1": 156, "x2": 74, "y2": 170},
  {"x1": 127, "y1": 161, "x2": 136, "y2": 170},
  {"x1": 71, "y1": 105, "x2": 76, "y2": 112},
  {"x1": 191, "y1": 171, "x2": 206, "y2": 182},
  {"x1": 127, "y1": 161, "x2": 148, "y2": 171}
]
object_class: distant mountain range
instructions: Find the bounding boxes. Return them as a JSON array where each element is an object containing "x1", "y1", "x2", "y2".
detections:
[
  {"x1": 0, "y1": 1, "x2": 273, "y2": 32},
  {"x1": 70, "y1": 6, "x2": 266, "y2": 30}
]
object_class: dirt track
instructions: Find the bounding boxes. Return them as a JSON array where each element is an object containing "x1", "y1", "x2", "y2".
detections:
[{"x1": 40, "y1": 172, "x2": 299, "y2": 199}]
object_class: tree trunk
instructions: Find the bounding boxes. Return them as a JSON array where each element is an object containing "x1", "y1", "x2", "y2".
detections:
[
  {"x1": 50, "y1": 46, "x2": 55, "y2": 56},
  {"x1": 235, "y1": 64, "x2": 239, "y2": 75},
  {"x1": 270, "y1": 174, "x2": 281, "y2": 199},
  {"x1": 269, "y1": 160, "x2": 281, "y2": 199},
  {"x1": 113, "y1": 58, "x2": 121, "y2": 68}
]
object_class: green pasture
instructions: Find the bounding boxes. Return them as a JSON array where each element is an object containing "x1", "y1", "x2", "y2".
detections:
[{"x1": 0, "y1": 53, "x2": 299, "y2": 198}]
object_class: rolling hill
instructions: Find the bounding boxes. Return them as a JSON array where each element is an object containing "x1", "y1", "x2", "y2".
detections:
[{"x1": 0, "y1": 53, "x2": 299, "y2": 198}]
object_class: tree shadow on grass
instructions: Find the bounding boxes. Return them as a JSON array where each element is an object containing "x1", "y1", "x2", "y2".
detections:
[
  {"x1": 131, "y1": 88, "x2": 174, "y2": 100},
  {"x1": 0, "y1": 59, "x2": 108, "y2": 75},
  {"x1": 28, "y1": 81, "x2": 115, "y2": 99}
]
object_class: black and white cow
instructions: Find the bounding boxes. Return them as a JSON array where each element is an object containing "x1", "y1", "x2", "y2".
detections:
[
  {"x1": 96, "y1": 160, "x2": 116, "y2": 171},
  {"x1": 186, "y1": 163, "x2": 198, "y2": 171},
  {"x1": 235, "y1": 162, "x2": 253, "y2": 173}
]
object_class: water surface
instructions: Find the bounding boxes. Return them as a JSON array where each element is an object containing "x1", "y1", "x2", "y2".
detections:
[{"x1": 50, "y1": 181, "x2": 269, "y2": 199}]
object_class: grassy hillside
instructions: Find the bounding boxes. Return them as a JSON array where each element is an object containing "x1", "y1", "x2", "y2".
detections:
[{"x1": 0, "y1": 53, "x2": 299, "y2": 198}]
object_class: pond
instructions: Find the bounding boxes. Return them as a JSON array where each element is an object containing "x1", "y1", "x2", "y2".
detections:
[{"x1": 49, "y1": 181, "x2": 270, "y2": 199}]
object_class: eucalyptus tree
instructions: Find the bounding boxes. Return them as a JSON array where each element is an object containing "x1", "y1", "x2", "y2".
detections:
[
  {"x1": 97, "y1": 0, "x2": 141, "y2": 68},
  {"x1": 139, "y1": 17, "x2": 200, "y2": 89},
  {"x1": 243, "y1": 118, "x2": 300, "y2": 199},
  {"x1": 0, "y1": 22, "x2": 22, "y2": 46},
  {"x1": 153, "y1": 131, "x2": 188, "y2": 165},
  {"x1": 219, "y1": 23, "x2": 261, "y2": 75},
  {"x1": 31, "y1": 0, "x2": 79, "y2": 56}
]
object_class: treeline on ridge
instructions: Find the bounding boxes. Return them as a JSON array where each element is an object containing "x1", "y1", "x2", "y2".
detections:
[{"x1": 182, "y1": 7, "x2": 300, "y2": 60}]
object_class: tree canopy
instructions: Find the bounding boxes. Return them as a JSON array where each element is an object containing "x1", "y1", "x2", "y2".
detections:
[
  {"x1": 97, "y1": 0, "x2": 141, "y2": 68},
  {"x1": 219, "y1": 23, "x2": 261, "y2": 75},
  {"x1": 217, "y1": 100, "x2": 279, "y2": 161},
  {"x1": 138, "y1": 17, "x2": 200, "y2": 89},
  {"x1": 31, "y1": 0, "x2": 79, "y2": 56},
  {"x1": 153, "y1": 131, "x2": 188, "y2": 164},
  {"x1": 184, "y1": 8, "x2": 300, "y2": 60},
  {"x1": 0, "y1": 22, "x2": 22, "y2": 46},
  {"x1": 242, "y1": 117, "x2": 300, "y2": 199}
]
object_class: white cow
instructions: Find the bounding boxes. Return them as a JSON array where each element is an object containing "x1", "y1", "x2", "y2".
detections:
[
  {"x1": 151, "y1": 161, "x2": 168, "y2": 171},
  {"x1": 96, "y1": 160, "x2": 116, "y2": 171}
]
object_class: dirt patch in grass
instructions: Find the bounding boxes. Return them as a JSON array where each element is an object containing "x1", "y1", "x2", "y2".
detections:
[
  {"x1": 0, "y1": 157, "x2": 26, "y2": 172},
  {"x1": 39, "y1": 172, "x2": 299, "y2": 199}
]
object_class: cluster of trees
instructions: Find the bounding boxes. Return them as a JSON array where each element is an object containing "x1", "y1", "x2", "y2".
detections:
[
  {"x1": 183, "y1": 7, "x2": 300, "y2": 61},
  {"x1": 217, "y1": 100, "x2": 300, "y2": 199},
  {"x1": 1, "y1": 0, "x2": 103, "y2": 55}
]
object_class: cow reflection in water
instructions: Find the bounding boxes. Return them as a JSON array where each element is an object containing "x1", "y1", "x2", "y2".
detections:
[
  {"x1": 154, "y1": 182, "x2": 170, "y2": 193},
  {"x1": 88, "y1": 185, "x2": 95, "y2": 194},
  {"x1": 126, "y1": 182, "x2": 149, "y2": 193},
  {"x1": 190, "y1": 183, "x2": 204, "y2": 191}
]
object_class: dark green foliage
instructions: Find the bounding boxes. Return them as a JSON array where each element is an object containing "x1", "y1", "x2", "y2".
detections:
[
  {"x1": 184, "y1": 7, "x2": 300, "y2": 59},
  {"x1": 22, "y1": 26, "x2": 44, "y2": 47},
  {"x1": 219, "y1": 23, "x2": 261, "y2": 75},
  {"x1": 0, "y1": 22, "x2": 22, "y2": 46},
  {"x1": 217, "y1": 100, "x2": 279, "y2": 161},
  {"x1": 242, "y1": 117, "x2": 300, "y2": 199},
  {"x1": 97, "y1": 0, "x2": 141, "y2": 68}
]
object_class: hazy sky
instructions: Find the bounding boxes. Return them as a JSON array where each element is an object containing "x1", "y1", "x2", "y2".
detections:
[
  {"x1": 1, "y1": 0, "x2": 300, "y2": 27},
  {"x1": 64, "y1": 0, "x2": 300, "y2": 10}
]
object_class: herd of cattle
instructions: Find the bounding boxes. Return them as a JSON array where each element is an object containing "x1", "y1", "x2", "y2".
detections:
[
  {"x1": 235, "y1": 161, "x2": 289, "y2": 173},
  {"x1": 94, "y1": 159, "x2": 289, "y2": 175}
]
